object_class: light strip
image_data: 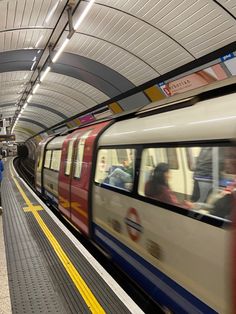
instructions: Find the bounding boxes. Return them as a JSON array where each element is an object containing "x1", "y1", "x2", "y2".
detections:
[
  {"x1": 35, "y1": 35, "x2": 44, "y2": 48},
  {"x1": 33, "y1": 83, "x2": 40, "y2": 94},
  {"x1": 74, "y1": 0, "x2": 95, "y2": 30},
  {"x1": 27, "y1": 95, "x2": 33, "y2": 102},
  {"x1": 23, "y1": 102, "x2": 28, "y2": 109},
  {"x1": 52, "y1": 38, "x2": 69, "y2": 63},
  {"x1": 40, "y1": 66, "x2": 51, "y2": 82},
  {"x1": 31, "y1": 61, "x2": 36, "y2": 71},
  {"x1": 46, "y1": 0, "x2": 59, "y2": 24}
]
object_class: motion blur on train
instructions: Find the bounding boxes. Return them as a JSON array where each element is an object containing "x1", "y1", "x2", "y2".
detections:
[{"x1": 34, "y1": 85, "x2": 236, "y2": 314}]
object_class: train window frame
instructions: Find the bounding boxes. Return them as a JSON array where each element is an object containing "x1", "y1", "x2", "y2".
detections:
[
  {"x1": 44, "y1": 150, "x2": 52, "y2": 169},
  {"x1": 50, "y1": 149, "x2": 62, "y2": 172},
  {"x1": 94, "y1": 147, "x2": 137, "y2": 193},
  {"x1": 138, "y1": 142, "x2": 235, "y2": 224},
  {"x1": 74, "y1": 130, "x2": 92, "y2": 180}
]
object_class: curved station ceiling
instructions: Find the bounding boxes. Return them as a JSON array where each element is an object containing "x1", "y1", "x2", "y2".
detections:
[{"x1": 0, "y1": 0, "x2": 235, "y2": 141}]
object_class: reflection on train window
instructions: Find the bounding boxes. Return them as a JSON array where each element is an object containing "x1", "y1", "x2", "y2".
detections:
[
  {"x1": 74, "y1": 130, "x2": 92, "y2": 179},
  {"x1": 44, "y1": 150, "x2": 52, "y2": 168},
  {"x1": 95, "y1": 148, "x2": 135, "y2": 192},
  {"x1": 51, "y1": 150, "x2": 62, "y2": 171},
  {"x1": 186, "y1": 147, "x2": 201, "y2": 171},
  {"x1": 166, "y1": 148, "x2": 178, "y2": 169},
  {"x1": 65, "y1": 140, "x2": 74, "y2": 175},
  {"x1": 139, "y1": 145, "x2": 236, "y2": 221}
]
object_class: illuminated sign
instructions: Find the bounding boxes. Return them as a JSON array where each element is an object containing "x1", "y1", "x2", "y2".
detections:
[{"x1": 0, "y1": 134, "x2": 15, "y2": 141}]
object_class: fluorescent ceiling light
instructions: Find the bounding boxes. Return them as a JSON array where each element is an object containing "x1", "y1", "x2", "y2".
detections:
[
  {"x1": 52, "y1": 38, "x2": 69, "y2": 63},
  {"x1": 31, "y1": 61, "x2": 36, "y2": 71},
  {"x1": 40, "y1": 66, "x2": 51, "y2": 82},
  {"x1": 46, "y1": 1, "x2": 59, "y2": 24},
  {"x1": 74, "y1": 0, "x2": 95, "y2": 30},
  {"x1": 27, "y1": 95, "x2": 33, "y2": 102},
  {"x1": 35, "y1": 35, "x2": 43, "y2": 48},
  {"x1": 23, "y1": 102, "x2": 28, "y2": 109},
  {"x1": 33, "y1": 83, "x2": 40, "y2": 94}
]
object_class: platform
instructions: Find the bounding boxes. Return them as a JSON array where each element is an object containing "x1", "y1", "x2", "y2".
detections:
[{"x1": 0, "y1": 159, "x2": 144, "y2": 314}]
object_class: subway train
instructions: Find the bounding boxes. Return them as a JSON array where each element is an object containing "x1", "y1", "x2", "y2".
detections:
[{"x1": 35, "y1": 85, "x2": 236, "y2": 314}]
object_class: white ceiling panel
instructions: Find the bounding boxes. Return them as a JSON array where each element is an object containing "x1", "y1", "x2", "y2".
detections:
[
  {"x1": 0, "y1": 0, "x2": 66, "y2": 30},
  {"x1": 34, "y1": 88, "x2": 87, "y2": 111},
  {"x1": 0, "y1": 29, "x2": 52, "y2": 51},
  {"x1": 218, "y1": 0, "x2": 236, "y2": 18},
  {"x1": 42, "y1": 82, "x2": 98, "y2": 108},
  {"x1": 0, "y1": 0, "x2": 234, "y2": 140},
  {"x1": 0, "y1": 107, "x2": 15, "y2": 117},
  {"x1": 66, "y1": 33, "x2": 158, "y2": 85},
  {"x1": 71, "y1": 3, "x2": 193, "y2": 78},
  {"x1": 46, "y1": 72, "x2": 109, "y2": 104},
  {"x1": 21, "y1": 109, "x2": 62, "y2": 125},
  {"x1": 99, "y1": 0, "x2": 236, "y2": 58},
  {"x1": 16, "y1": 121, "x2": 44, "y2": 133},
  {"x1": 29, "y1": 94, "x2": 86, "y2": 116}
]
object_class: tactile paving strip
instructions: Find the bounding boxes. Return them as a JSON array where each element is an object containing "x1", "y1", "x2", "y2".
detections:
[
  {"x1": 2, "y1": 161, "x2": 133, "y2": 314},
  {"x1": 2, "y1": 163, "x2": 70, "y2": 314},
  {"x1": 29, "y1": 211, "x2": 131, "y2": 314}
]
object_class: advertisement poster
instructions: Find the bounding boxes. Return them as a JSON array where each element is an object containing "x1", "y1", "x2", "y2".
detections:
[{"x1": 165, "y1": 64, "x2": 228, "y2": 96}]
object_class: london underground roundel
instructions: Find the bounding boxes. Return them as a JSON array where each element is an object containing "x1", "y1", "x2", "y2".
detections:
[{"x1": 125, "y1": 207, "x2": 143, "y2": 242}]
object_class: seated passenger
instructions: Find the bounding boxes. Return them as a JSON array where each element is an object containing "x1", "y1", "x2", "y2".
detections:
[
  {"x1": 106, "y1": 158, "x2": 134, "y2": 188},
  {"x1": 145, "y1": 163, "x2": 179, "y2": 206}
]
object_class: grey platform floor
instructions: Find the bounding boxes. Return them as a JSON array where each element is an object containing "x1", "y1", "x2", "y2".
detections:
[{"x1": 0, "y1": 159, "x2": 142, "y2": 314}]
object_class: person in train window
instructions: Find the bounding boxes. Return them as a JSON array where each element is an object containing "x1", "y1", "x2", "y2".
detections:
[
  {"x1": 191, "y1": 147, "x2": 224, "y2": 203},
  {"x1": 107, "y1": 156, "x2": 134, "y2": 189},
  {"x1": 212, "y1": 147, "x2": 236, "y2": 219},
  {"x1": 144, "y1": 163, "x2": 180, "y2": 206}
]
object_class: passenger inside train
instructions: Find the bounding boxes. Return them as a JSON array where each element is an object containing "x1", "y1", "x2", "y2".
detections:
[
  {"x1": 191, "y1": 147, "x2": 224, "y2": 203},
  {"x1": 144, "y1": 163, "x2": 180, "y2": 206},
  {"x1": 211, "y1": 146, "x2": 236, "y2": 219},
  {"x1": 138, "y1": 145, "x2": 236, "y2": 219},
  {"x1": 107, "y1": 153, "x2": 134, "y2": 189}
]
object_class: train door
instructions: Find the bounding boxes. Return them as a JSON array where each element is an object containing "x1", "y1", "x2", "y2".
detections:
[
  {"x1": 58, "y1": 121, "x2": 111, "y2": 236},
  {"x1": 58, "y1": 131, "x2": 79, "y2": 219},
  {"x1": 35, "y1": 136, "x2": 55, "y2": 194}
]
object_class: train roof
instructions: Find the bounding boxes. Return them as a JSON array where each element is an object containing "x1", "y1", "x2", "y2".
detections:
[{"x1": 98, "y1": 91, "x2": 236, "y2": 146}]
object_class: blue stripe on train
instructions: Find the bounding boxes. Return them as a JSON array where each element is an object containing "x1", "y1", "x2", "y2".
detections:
[{"x1": 94, "y1": 224, "x2": 217, "y2": 314}]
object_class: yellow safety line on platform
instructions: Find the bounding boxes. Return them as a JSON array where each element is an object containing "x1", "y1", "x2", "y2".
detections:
[{"x1": 10, "y1": 164, "x2": 105, "y2": 314}]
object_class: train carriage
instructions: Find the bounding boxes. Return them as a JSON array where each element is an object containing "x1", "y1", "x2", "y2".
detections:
[
  {"x1": 35, "y1": 87, "x2": 236, "y2": 313},
  {"x1": 92, "y1": 92, "x2": 236, "y2": 313}
]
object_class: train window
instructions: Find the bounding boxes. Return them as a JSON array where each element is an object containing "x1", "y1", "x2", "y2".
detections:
[
  {"x1": 95, "y1": 148, "x2": 135, "y2": 192},
  {"x1": 139, "y1": 145, "x2": 236, "y2": 221},
  {"x1": 166, "y1": 148, "x2": 178, "y2": 169},
  {"x1": 65, "y1": 140, "x2": 74, "y2": 176},
  {"x1": 51, "y1": 150, "x2": 62, "y2": 171},
  {"x1": 44, "y1": 150, "x2": 52, "y2": 168},
  {"x1": 186, "y1": 147, "x2": 201, "y2": 171},
  {"x1": 74, "y1": 130, "x2": 92, "y2": 179}
]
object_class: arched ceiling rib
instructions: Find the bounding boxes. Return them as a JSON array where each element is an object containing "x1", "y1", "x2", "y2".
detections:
[
  {"x1": 0, "y1": 0, "x2": 234, "y2": 140},
  {"x1": 20, "y1": 118, "x2": 46, "y2": 129}
]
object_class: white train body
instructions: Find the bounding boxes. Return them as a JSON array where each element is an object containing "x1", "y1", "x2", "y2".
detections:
[
  {"x1": 36, "y1": 88, "x2": 236, "y2": 313},
  {"x1": 93, "y1": 92, "x2": 236, "y2": 313}
]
